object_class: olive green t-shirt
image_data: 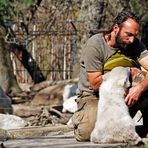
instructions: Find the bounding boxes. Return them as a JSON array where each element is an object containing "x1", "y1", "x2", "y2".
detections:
[{"x1": 77, "y1": 33, "x2": 148, "y2": 95}]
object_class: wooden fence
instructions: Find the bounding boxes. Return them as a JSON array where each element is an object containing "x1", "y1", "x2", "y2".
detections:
[{"x1": 10, "y1": 19, "x2": 77, "y2": 83}]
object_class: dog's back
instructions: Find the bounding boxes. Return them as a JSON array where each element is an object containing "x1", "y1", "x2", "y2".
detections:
[{"x1": 98, "y1": 67, "x2": 130, "y2": 117}]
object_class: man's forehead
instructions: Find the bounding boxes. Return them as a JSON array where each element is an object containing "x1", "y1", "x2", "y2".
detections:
[
  {"x1": 123, "y1": 18, "x2": 139, "y2": 27},
  {"x1": 121, "y1": 18, "x2": 140, "y2": 35},
  {"x1": 124, "y1": 20, "x2": 133, "y2": 26}
]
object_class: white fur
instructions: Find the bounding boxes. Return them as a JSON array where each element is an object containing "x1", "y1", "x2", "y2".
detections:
[
  {"x1": 62, "y1": 84, "x2": 77, "y2": 113},
  {"x1": 63, "y1": 95, "x2": 78, "y2": 113},
  {"x1": 90, "y1": 66, "x2": 142, "y2": 145},
  {"x1": 62, "y1": 84, "x2": 77, "y2": 101}
]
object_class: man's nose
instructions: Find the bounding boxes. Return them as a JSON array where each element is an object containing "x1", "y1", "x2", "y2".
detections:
[{"x1": 129, "y1": 36, "x2": 134, "y2": 43}]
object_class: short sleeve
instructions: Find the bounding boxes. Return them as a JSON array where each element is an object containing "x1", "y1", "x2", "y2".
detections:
[
  {"x1": 82, "y1": 36, "x2": 103, "y2": 72},
  {"x1": 137, "y1": 43, "x2": 148, "y2": 60}
]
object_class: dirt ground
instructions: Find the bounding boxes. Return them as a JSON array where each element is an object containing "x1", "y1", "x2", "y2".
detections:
[
  {"x1": 1, "y1": 125, "x2": 148, "y2": 148},
  {"x1": 0, "y1": 81, "x2": 147, "y2": 148}
]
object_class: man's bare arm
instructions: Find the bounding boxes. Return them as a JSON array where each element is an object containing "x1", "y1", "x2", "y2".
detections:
[
  {"x1": 87, "y1": 71, "x2": 103, "y2": 92},
  {"x1": 125, "y1": 55, "x2": 148, "y2": 106},
  {"x1": 138, "y1": 55, "x2": 148, "y2": 91},
  {"x1": 139, "y1": 55, "x2": 148, "y2": 70}
]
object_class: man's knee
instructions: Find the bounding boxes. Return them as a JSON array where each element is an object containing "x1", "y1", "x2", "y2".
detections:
[
  {"x1": 74, "y1": 121, "x2": 93, "y2": 141},
  {"x1": 71, "y1": 96, "x2": 98, "y2": 141}
]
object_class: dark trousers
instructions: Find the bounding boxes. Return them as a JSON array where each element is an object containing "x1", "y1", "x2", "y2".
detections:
[{"x1": 129, "y1": 90, "x2": 148, "y2": 137}]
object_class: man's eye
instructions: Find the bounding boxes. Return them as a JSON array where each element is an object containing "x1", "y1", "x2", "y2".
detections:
[{"x1": 127, "y1": 33, "x2": 133, "y2": 37}]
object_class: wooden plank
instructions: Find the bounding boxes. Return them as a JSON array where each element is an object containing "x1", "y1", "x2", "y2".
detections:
[
  {"x1": 1, "y1": 126, "x2": 148, "y2": 148},
  {"x1": 7, "y1": 125, "x2": 73, "y2": 138},
  {"x1": 2, "y1": 134, "x2": 148, "y2": 148}
]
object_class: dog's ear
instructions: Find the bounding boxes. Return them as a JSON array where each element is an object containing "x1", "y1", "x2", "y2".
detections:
[{"x1": 118, "y1": 77, "x2": 130, "y2": 87}]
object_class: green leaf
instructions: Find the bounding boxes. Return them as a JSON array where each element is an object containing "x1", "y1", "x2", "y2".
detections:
[{"x1": 20, "y1": 0, "x2": 34, "y2": 6}]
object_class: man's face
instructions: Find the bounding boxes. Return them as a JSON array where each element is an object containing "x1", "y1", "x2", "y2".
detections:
[
  {"x1": 116, "y1": 30, "x2": 128, "y2": 50},
  {"x1": 115, "y1": 18, "x2": 140, "y2": 50}
]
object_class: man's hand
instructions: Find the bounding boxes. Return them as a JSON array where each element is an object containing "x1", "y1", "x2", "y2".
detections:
[
  {"x1": 125, "y1": 67, "x2": 144, "y2": 107},
  {"x1": 130, "y1": 67, "x2": 142, "y2": 77},
  {"x1": 125, "y1": 85, "x2": 142, "y2": 107}
]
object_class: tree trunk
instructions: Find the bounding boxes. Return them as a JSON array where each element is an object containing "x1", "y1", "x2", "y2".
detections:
[
  {"x1": 119, "y1": 0, "x2": 131, "y2": 11},
  {"x1": 0, "y1": 21, "x2": 21, "y2": 94},
  {"x1": 11, "y1": 44, "x2": 46, "y2": 84},
  {"x1": 79, "y1": 0, "x2": 107, "y2": 37}
]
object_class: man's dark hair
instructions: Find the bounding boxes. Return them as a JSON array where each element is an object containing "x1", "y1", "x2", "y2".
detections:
[
  {"x1": 113, "y1": 10, "x2": 140, "y2": 26},
  {"x1": 104, "y1": 10, "x2": 140, "y2": 35},
  {"x1": 90, "y1": 10, "x2": 140, "y2": 36}
]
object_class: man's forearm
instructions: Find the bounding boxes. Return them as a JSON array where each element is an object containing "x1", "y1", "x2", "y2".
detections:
[
  {"x1": 87, "y1": 71, "x2": 103, "y2": 92},
  {"x1": 138, "y1": 73, "x2": 148, "y2": 92},
  {"x1": 93, "y1": 75, "x2": 103, "y2": 92}
]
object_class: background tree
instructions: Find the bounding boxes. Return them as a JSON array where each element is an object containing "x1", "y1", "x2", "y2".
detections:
[
  {"x1": 0, "y1": 0, "x2": 45, "y2": 93},
  {"x1": 78, "y1": 0, "x2": 148, "y2": 44},
  {"x1": 0, "y1": 0, "x2": 22, "y2": 93},
  {"x1": 0, "y1": 21, "x2": 19, "y2": 94},
  {"x1": 0, "y1": 0, "x2": 148, "y2": 94}
]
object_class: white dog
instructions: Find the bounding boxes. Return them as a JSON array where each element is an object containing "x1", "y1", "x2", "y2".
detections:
[
  {"x1": 90, "y1": 66, "x2": 143, "y2": 145},
  {"x1": 62, "y1": 84, "x2": 77, "y2": 113}
]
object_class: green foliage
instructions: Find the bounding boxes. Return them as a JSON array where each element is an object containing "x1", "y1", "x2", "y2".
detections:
[
  {"x1": 0, "y1": 0, "x2": 15, "y2": 19},
  {"x1": 0, "y1": 0, "x2": 35, "y2": 20},
  {"x1": 20, "y1": 0, "x2": 35, "y2": 6},
  {"x1": 130, "y1": 0, "x2": 148, "y2": 20}
]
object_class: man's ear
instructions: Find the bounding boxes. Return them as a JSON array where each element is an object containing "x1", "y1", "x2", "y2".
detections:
[{"x1": 113, "y1": 24, "x2": 119, "y2": 35}]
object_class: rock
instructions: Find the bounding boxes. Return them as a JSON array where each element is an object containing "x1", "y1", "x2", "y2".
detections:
[
  {"x1": 0, "y1": 128, "x2": 13, "y2": 141},
  {"x1": 31, "y1": 85, "x2": 64, "y2": 106},
  {"x1": 0, "y1": 113, "x2": 27, "y2": 130}
]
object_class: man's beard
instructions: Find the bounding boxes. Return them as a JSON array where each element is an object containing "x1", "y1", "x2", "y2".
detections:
[{"x1": 115, "y1": 33, "x2": 128, "y2": 50}]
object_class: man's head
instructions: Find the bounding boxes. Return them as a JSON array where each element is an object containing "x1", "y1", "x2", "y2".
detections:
[{"x1": 112, "y1": 11, "x2": 140, "y2": 50}]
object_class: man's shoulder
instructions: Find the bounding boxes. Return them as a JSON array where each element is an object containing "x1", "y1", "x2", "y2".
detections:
[
  {"x1": 86, "y1": 33, "x2": 104, "y2": 46},
  {"x1": 89, "y1": 33, "x2": 104, "y2": 40}
]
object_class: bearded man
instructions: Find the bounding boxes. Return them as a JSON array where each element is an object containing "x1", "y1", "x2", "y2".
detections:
[{"x1": 71, "y1": 10, "x2": 148, "y2": 141}]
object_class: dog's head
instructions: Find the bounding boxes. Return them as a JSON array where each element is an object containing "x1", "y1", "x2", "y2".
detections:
[{"x1": 103, "y1": 66, "x2": 131, "y2": 88}]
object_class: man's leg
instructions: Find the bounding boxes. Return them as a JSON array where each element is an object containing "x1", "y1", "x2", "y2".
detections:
[
  {"x1": 140, "y1": 107, "x2": 148, "y2": 137},
  {"x1": 129, "y1": 90, "x2": 148, "y2": 137},
  {"x1": 71, "y1": 94, "x2": 98, "y2": 141},
  {"x1": 139, "y1": 91, "x2": 148, "y2": 137}
]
